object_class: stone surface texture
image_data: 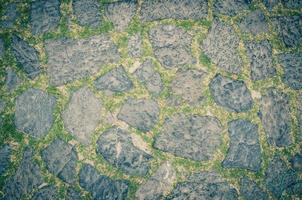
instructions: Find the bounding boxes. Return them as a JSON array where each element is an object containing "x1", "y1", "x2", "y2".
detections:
[
  {"x1": 79, "y1": 164, "x2": 129, "y2": 200},
  {"x1": 240, "y1": 177, "x2": 269, "y2": 200},
  {"x1": 0, "y1": 144, "x2": 11, "y2": 176},
  {"x1": 15, "y1": 88, "x2": 56, "y2": 138},
  {"x1": 202, "y1": 19, "x2": 242, "y2": 74},
  {"x1": 117, "y1": 98, "x2": 159, "y2": 132},
  {"x1": 259, "y1": 88, "x2": 292, "y2": 147},
  {"x1": 222, "y1": 119, "x2": 262, "y2": 171},
  {"x1": 32, "y1": 185, "x2": 58, "y2": 200},
  {"x1": 63, "y1": 87, "x2": 102, "y2": 144},
  {"x1": 1, "y1": 3, "x2": 19, "y2": 28},
  {"x1": 45, "y1": 35, "x2": 120, "y2": 86},
  {"x1": 11, "y1": 35, "x2": 40, "y2": 79},
  {"x1": 214, "y1": 0, "x2": 252, "y2": 16},
  {"x1": 5, "y1": 67, "x2": 22, "y2": 91},
  {"x1": 209, "y1": 74, "x2": 253, "y2": 112},
  {"x1": 154, "y1": 114, "x2": 222, "y2": 161},
  {"x1": 30, "y1": 0, "x2": 60, "y2": 35},
  {"x1": 72, "y1": 0, "x2": 101, "y2": 27},
  {"x1": 238, "y1": 10, "x2": 269, "y2": 35},
  {"x1": 96, "y1": 127, "x2": 153, "y2": 176},
  {"x1": 128, "y1": 34, "x2": 142, "y2": 58},
  {"x1": 149, "y1": 25, "x2": 195, "y2": 69}
]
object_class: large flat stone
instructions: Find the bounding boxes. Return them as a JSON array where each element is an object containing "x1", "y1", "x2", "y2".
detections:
[
  {"x1": 136, "y1": 162, "x2": 176, "y2": 200},
  {"x1": 245, "y1": 40, "x2": 276, "y2": 81},
  {"x1": 166, "y1": 172, "x2": 238, "y2": 199},
  {"x1": 134, "y1": 59, "x2": 163, "y2": 96},
  {"x1": 222, "y1": 119, "x2": 262, "y2": 171},
  {"x1": 265, "y1": 156, "x2": 296, "y2": 198},
  {"x1": 104, "y1": 1, "x2": 136, "y2": 31},
  {"x1": 117, "y1": 98, "x2": 159, "y2": 132},
  {"x1": 79, "y1": 164, "x2": 129, "y2": 200},
  {"x1": 94, "y1": 66, "x2": 133, "y2": 95},
  {"x1": 202, "y1": 19, "x2": 242, "y2": 74},
  {"x1": 238, "y1": 10, "x2": 269, "y2": 36},
  {"x1": 3, "y1": 148, "x2": 43, "y2": 200},
  {"x1": 63, "y1": 87, "x2": 102, "y2": 144},
  {"x1": 259, "y1": 88, "x2": 292, "y2": 147},
  {"x1": 240, "y1": 177, "x2": 269, "y2": 200},
  {"x1": 41, "y1": 139, "x2": 78, "y2": 183},
  {"x1": 214, "y1": 0, "x2": 251, "y2": 16},
  {"x1": 149, "y1": 25, "x2": 196, "y2": 69},
  {"x1": 72, "y1": 0, "x2": 101, "y2": 27},
  {"x1": 45, "y1": 35, "x2": 120, "y2": 86},
  {"x1": 11, "y1": 35, "x2": 41, "y2": 79},
  {"x1": 140, "y1": 0, "x2": 208, "y2": 21},
  {"x1": 171, "y1": 68, "x2": 207, "y2": 105},
  {"x1": 154, "y1": 114, "x2": 222, "y2": 161},
  {"x1": 209, "y1": 74, "x2": 253, "y2": 112},
  {"x1": 32, "y1": 185, "x2": 58, "y2": 200},
  {"x1": 0, "y1": 3, "x2": 19, "y2": 28},
  {"x1": 30, "y1": 0, "x2": 60, "y2": 35},
  {"x1": 96, "y1": 127, "x2": 153, "y2": 176},
  {"x1": 278, "y1": 53, "x2": 302, "y2": 90},
  {"x1": 0, "y1": 144, "x2": 11, "y2": 175},
  {"x1": 272, "y1": 16, "x2": 302, "y2": 48},
  {"x1": 15, "y1": 88, "x2": 56, "y2": 138}
]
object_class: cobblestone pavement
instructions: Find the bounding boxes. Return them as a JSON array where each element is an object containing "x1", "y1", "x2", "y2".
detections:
[{"x1": 0, "y1": 0, "x2": 302, "y2": 199}]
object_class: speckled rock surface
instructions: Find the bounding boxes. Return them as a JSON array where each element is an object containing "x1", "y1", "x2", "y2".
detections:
[
  {"x1": 0, "y1": 144, "x2": 11, "y2": 176},
  {"x1": 240, "y1": 177, "x2": 269, "y2": 200},
  {"x1": 209, "y1": 74, "x2": 253, "y2": 112},
  {"x1": 15, "y1": 88, "x2": 56, "y2": 138},
  {"x1": 72, "y1": 0, "x2": 101, "y2": 27},
  {"x1": 5, "y1": 67, "x2": 22, "y2": 91},
  {"x1": 0, "y1": 3, "x2": 19, "y2": 29},
  {"x1": 214, "y1": 0, "x2": 252, "y2": 16},
  {"x1": 154, "y1": 114, "x2": 222, "y2": 161},
  {"x1": 63, "y1": 87, "x2": 102, "y2": 144},
  {"x1": 238, "y1": 10, "x2": 269, "y2": 36},
  {"x1": 45, "y1": 35, "x2": 120, "y2": 86},
  {"x1": 32, "y1": 185, "x2": 59, "y2": 200},
  {"x1": 202, "y1": 19, "x2": 242, "y2": 74}
]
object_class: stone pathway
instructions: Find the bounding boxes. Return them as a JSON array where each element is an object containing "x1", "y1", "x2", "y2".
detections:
[{"x1": 0, "y1": 0, "x2": 302, "y2": 199}]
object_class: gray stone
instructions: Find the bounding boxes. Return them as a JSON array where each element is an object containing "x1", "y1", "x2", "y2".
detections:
[
  {"x1": 15, "y1": 88, "x2": 56, "y2": 138},
  {"x1": 286, "y1": 181, "x2": 302, "y2": 195},
  {"x1": 154, "y1": 114, "x2": 222, "y2": 161},
  {"x1": 214, "y1": 0, "x2": 252, "y2": 16},
  {"x1": 149, "y1": 25, "x2": 195, "y2": 69},
  {"x1": 79, "y1": 163, "x2": 129, "y2": 200},
  {"x1": 279, "y1": 53, "x2": 302, "y2": 90},
  {"x1": 245, "y1": 40, "x2": 276, "y2": 81},
  {"x1": 0, "y1": 144, "x2": 11, "y2": 175},
  {"x1": 166, "y1": 172, "x2": 238, "y2": 199},
  {"x1": 96, "y1": 127, "x2": 153, "y2": 176},
  {"x1": 117, "y1": 98, "x2": 159, "y2": 132},
  {"x1": 290, "y1": 152, "x2": 302, "y2": 172},
  {"x1": 298, "y1": 98, "x2": 302, "y2": 138},
  {"x1": 41, "y1": 139, "x2": 78, "y2": 183},
  {"x1": 259, "y1": 88, "x2": 292, "y2": 147},
  {"x1": 11, "y1": 35, "x2": 40, "y2": 79},
  {"x1": 222, "y1": 119, "x2": 261, "y2": 171},
  {"x1": 32, "y1": 185, "x2": 58, "y2": 200},
  {"x1": 265, "y1": 156, "x2": 296, "y2": 198},
  {"x1": 171, "y1": 68, "x2": 207, "y2": 105},
  {"x1": 3, "y1": 148, "x2": 43, "y2": 200},
  {"x1": 0, "y1": 3, "x2": 19, "y2": 28},
  {"x1": 263, "y1": 0, "x2": 279, "y2": 10},
  {"x1": 66, "y1": 188, "x2": 82, "y2": 200},
  {"x1": 45, "y1": 35, "x2": 120, "y2": 86},
  {"x1": 281, "y1": 0, "x2": 302, "y2": 8},
  {"x1": 63, "y1": 87, "x2": 102, "y2": 144},
  {"x1": 240, "y1": 177, "x2": 269, "y2": 200},
  {"x1": 238, "y1": 10, "x2": 269, "y2": 36},
  {"x1": 30, "y1": 0, "x2": 60, "y2": 35},
  {"x1": 72, "y1": 0, "x2": 101, "y2": 27},
  {"x1": 202, "y1": 19, "x2": 242, "y2": 74},
  {"x1": 0, "y1": 38, "x2": 4, "y2": 58},
  {"x1": 128, "y1": 34, "x2": 142, "y2": 58},
  {"x1": 5, "y1": 67, "x2": 22, "y2": 91},
  {"x1": 104, "y1": 1, "x2": 136, "y2": 31},
  {"x1": 140, "y1": 0, "x2": 208, "y2": 21},
  {"x1": 209, "y1": 74, "x2": 253, "y2": 112},
  {"x1": 94, "y1": 66, "x2": 133, "y2": 95},
  {"x1": 136, "y1": 162, "x2": 176, "y2": 200},
  {"x1": 134, "y1": 59, "x2": 163, "y2": 96},
  {"x1": 272, "y1": 16, "x2": 302, "y2": 48}
]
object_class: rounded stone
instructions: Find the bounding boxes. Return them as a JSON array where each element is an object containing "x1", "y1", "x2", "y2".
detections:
[{"x1": 15, "y1": 88, "x2": 56, "y2": 138}]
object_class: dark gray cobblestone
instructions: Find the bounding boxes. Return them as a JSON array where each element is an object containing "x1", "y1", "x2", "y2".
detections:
[
  {"x1": 240, "y1": 177, "x2": 269, "y2": 200},
  {"x1": 214, "y1": 0, "x2": 252, "y2": 16},
  {"x1": 0, "y1": 144, "x2": 11, "y2": 176},
  {"x1": 0, "y1": 3, "x2": 19, "y2": 29},
  {"x1": 238, "y1": 10, "x2": 269, "y2": 36},
  {"x1": 72, "y1": 0, "x2": 101, "y2": 27}
]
